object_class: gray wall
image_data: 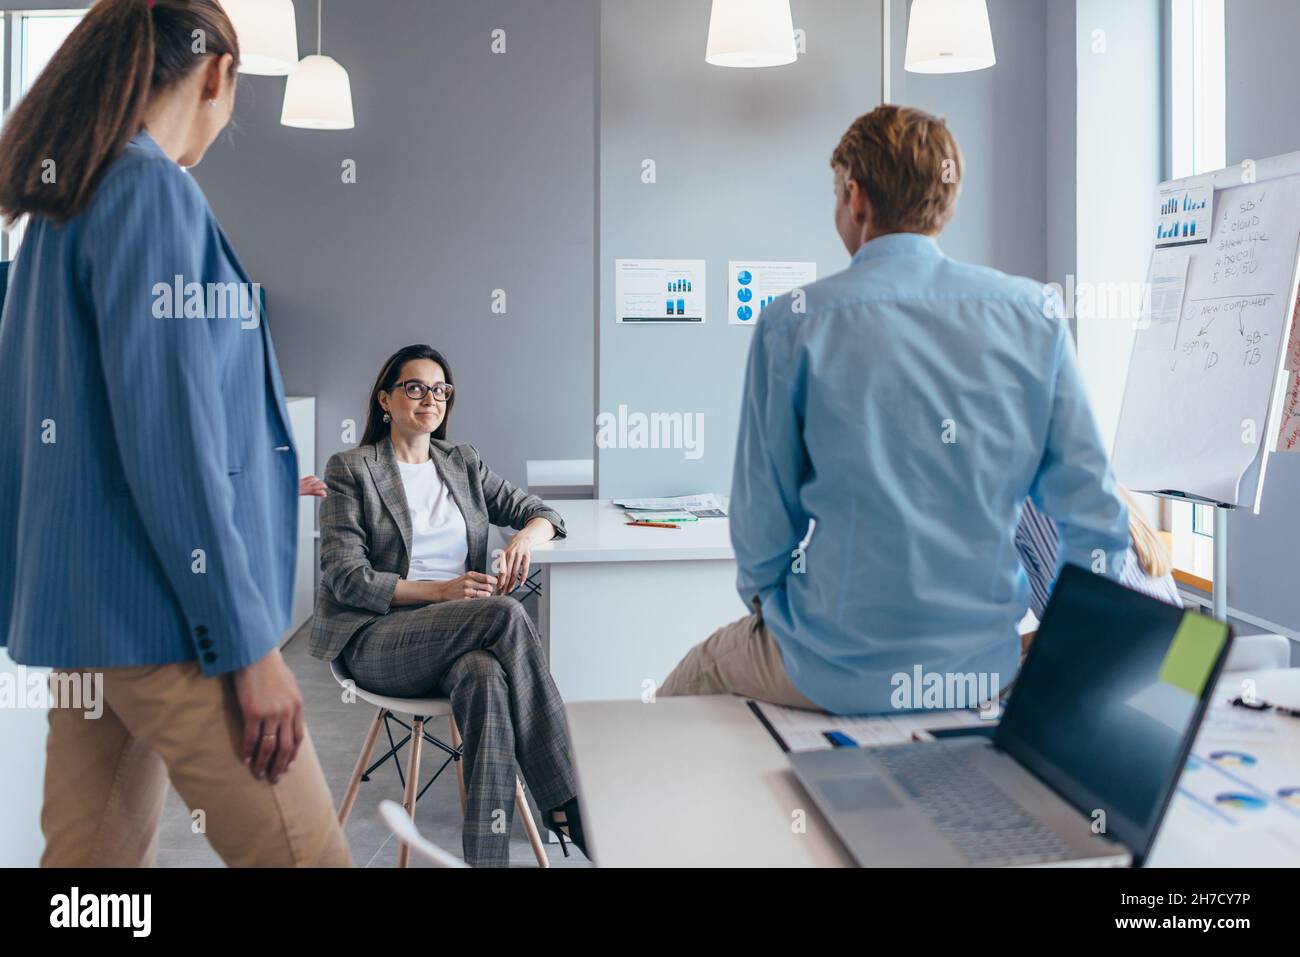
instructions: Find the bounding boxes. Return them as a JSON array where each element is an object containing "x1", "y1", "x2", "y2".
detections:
[
  {"x1": 889, "y1": 0, "x2": 1049, "y2": 282},
  {"x1": 597, "y1": 0, "x2": 1054, "y2": 499},
  {"x1": 1223, "y1": 0, "x2": 1300, "y2": 635},
  {"x1": 193, "y1": 0, "x2": 598, "y2": 486},
  {"x1": 596, "y1": 0, "x2": 883, "y2": 498}
]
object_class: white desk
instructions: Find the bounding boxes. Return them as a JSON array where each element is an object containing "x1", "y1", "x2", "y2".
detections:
[
  {"x1": 532, "y1": 500, "x2": 741, "y2": 701},
  {"x1": 567, "y1": 670, "x2": 1300, "y2": 867},
  {"x1": 568, "y1": 696, "x2": 853, "y2": 867}
]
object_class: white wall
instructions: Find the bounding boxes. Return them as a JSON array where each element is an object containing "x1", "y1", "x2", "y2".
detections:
[{"x1": 1073, "y1": 0, "x2": 1164, "y2": 454}]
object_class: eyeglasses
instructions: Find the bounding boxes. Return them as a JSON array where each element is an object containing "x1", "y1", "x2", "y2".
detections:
[{"x1": 391, "y1": 380, "x2": 454, "y2": 402}]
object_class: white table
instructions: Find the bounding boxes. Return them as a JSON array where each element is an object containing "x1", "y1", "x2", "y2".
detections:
[
  {"x1": 532, "y1": 500, "x2": 741, "y2": 702},
  {"x1": 566, "y1": 670, "x2": 1300, "y2": 867},
  {"x1": 568, "y1": 696, "x2": 853, "y2": 867},
  {"x1": 1148, "y1": 668, "x2": 1300, "y2": 867}
]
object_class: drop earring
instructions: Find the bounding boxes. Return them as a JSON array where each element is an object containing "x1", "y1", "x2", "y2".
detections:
[{"x1": 382, "y1": 413, "x2": 391, "y2": 423}]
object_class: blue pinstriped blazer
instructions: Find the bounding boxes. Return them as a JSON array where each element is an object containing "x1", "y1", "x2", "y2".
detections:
[{"x1": 0, "y1": 131, "x2": 297, "y2": 677}]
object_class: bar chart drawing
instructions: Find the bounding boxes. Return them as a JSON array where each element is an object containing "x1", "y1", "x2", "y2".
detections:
[
  {"x1": 616, "y1": 259, "x2": 706, "y2": 323},
  {"x1": 1155, "y1": 182, "x2": 1212, "y2": 250}
]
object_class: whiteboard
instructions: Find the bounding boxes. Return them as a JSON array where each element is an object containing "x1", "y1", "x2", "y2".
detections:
[{"x1": 1112, "y1": 154, "x2": 1300, "y2": 512}]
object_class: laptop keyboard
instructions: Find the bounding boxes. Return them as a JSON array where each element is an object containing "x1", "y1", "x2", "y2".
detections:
[{"x1": 872, "y1": 744, "x2": 1076, "y2": 866}]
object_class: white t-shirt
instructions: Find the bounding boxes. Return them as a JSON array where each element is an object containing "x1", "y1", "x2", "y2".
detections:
[{"x1": 396, "y1": 459, "x2": 469, "y2": 582}]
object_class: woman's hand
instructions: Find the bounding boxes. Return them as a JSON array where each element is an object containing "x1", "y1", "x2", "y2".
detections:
[
  {"x1": 495, "y1": 518, "x2": 555, "y2": 594},
  {"x1": 299, "y1": 475, "x2": 328, "y2": 498},
  {"x1": 231, "y1": 649, "x2": 304, "y2": 784},
  {"x1": 430, "y1": 572, "x2": 496, "y2": 602}
]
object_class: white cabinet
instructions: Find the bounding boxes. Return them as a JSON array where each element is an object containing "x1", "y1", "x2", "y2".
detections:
[{"x1": 285, "y1": 396, "x2": 317, "y2": 642}]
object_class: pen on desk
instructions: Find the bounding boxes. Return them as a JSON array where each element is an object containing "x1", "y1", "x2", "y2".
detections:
[
  {"x1": 626, "y1": 520, "x2": 680, "y2": 529},
  {"x1": 1230, "y1": 696, "x2": 1300, "y2": 717}
]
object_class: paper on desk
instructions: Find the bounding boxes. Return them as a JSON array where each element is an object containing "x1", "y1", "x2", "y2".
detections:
[
  {"x1": 1195, "y1": 698, "x2": 1282, "y2": 744},
  {"x1": 612, "y1": 493, "x2": 728, "y2": 515},
  {"x1": 1150, "y1": 693, "x2": 1300, "y2": 865},
  {"x1": 751, "y1": 700, "x2": 987, "y2": 753}
]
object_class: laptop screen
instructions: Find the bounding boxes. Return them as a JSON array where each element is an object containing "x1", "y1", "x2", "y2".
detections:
[{"x1": 994, "y1": 564, "x2": 1230, "y2": 863}]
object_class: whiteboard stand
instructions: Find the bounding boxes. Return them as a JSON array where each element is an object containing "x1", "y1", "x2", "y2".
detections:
[
  {"x1": 1212, "y1": 505, "x2": 1229, "y2": 622},
  {"x1": 1156, "y1": 491, "x2": 1231, "y2": 621}
]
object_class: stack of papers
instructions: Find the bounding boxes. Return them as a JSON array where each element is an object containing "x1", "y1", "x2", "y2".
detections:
[{"x1": 612, "y1": 493, "x2": 728, "y2": 518}]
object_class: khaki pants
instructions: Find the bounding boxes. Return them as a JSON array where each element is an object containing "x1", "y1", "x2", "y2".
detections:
[
  {"x1": 41, "y1": 661, "x2": 352, "y2": 868},
  {"x1": 659, "y1": 610, "x2": 820, "y2": 710}
]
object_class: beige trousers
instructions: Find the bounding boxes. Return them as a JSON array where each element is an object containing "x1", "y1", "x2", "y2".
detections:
[
  {"x1": 659, "y1": 609, "x2": 820, "y2": 710},
  {"x1": 41, "y1": 661, "x2": 352, "y2": 868}
]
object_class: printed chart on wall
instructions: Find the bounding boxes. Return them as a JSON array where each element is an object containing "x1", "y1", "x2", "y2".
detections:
[
  {"x1": 1112, "y1": 163, "x2": 1300, "y2": 510},
  {"x1": 614, "y1": 259, "x2": 706, "y2": 324},
  {"x1": 728, "y1": 261, "x2": 816, "y2": 325}
]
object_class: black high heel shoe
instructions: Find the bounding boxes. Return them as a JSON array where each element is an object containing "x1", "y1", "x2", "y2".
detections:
[{"x1": 544, "y1": 796, "x2": 589, "y2": 860}]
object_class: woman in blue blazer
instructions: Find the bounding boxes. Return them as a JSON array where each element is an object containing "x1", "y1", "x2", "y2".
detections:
[{"x1": 0, "y1": 0, "x2": 349, "y2": 867}]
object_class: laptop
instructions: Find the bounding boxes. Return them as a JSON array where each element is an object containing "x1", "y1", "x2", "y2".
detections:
[{"x1": 788, "y1": 564, "x2": 1232, "y2": 867}]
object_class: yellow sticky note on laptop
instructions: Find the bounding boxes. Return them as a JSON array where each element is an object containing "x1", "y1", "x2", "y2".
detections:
[{"x1": 1158, "y1": 612, "x2": 1228, "y2": 697}]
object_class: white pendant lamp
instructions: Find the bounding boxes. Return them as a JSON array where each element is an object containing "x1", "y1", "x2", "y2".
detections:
[
  {"x1": 223, "y1": 0, "x2": 299, "y2": 76},
  {"x1": 905, "y1": 0, "x2": 996, "y2": 74},
  {"x1": 281, "y1": 0, "x2": 355, "y2": 130},
  {"x1": 705, "y1": 0, "x2": 797, "y2": 68}
]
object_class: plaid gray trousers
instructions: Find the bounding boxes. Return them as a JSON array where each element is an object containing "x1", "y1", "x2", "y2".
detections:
[{"x1": 342, "y1": 596, "x2": 576, "y2": 866}]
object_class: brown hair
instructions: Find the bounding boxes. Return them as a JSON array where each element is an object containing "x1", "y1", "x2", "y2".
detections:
[
  {"x1": 0, "y1": 0, "x2": 239, "y2": 225},
  {"x1": 360, "y1": 345, "x2": 457, "y2": 448},
  {"x1": 831, "y1": 104, "x2": 963, "y2": 235}
]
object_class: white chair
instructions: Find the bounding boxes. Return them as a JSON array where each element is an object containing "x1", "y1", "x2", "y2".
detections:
[
  {"x1": 331, "y1": 659, "x2": 549, "y2": 868},
  {"x1": 1222, "y1": 633, "x2": 1293, "y2": 672},
  {"x1": 378, "y1": 800, "x2": 467, "y2": 868}
]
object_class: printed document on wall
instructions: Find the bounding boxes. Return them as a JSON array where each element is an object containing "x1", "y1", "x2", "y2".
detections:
[
  {"x1": 728, "y1": 261, "x2": 817, "y2": 325},
  {"x1": 615, "y1": 259, "x2": 706, "y2": 324}
]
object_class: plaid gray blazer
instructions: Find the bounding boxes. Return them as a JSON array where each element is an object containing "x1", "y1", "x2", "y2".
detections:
[{"x1": 308, "y1": 436, "x2": 566, "y2": 661}]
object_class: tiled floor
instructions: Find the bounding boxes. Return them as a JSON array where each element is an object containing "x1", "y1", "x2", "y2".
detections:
[{"x1": 155, "y1": 623, "x2": 589, "y2": 868}]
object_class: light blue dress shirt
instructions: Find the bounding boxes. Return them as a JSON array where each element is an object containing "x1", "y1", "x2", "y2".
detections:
[{"x1": 730, "y1": 232, "x2": 1130, "y2": 714}]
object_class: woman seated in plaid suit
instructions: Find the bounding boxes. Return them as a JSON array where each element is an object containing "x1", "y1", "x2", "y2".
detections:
[{"x1": 309, "y1": 344, "x2": 586, "y2": 867}]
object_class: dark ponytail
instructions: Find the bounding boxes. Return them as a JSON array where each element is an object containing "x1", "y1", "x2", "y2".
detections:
[{"x1": 0, "y1": 0, "x2": 240, "y2": 225}]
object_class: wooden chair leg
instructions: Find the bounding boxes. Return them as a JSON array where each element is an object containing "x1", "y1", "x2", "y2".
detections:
[
  {"x1": 449, "y1": 715, "x2": 467, "y2": 816},
  {"x1": 515, "y1": 778, "x2": 549, "y2": 868},
  {"x1": 338, "y1": 707, "x2": 386, "y2": 826},
  {"x1": 397, "y1": 716, "x2": 425, "y2": 869}
]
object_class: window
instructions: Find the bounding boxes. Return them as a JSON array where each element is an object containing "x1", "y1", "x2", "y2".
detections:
[
  {"x1": 1169, "y1": 0, "x2": 1226, "y2": 180},
  {"x1": 2, "y1": 10, "x2": 85, "y2": 261},
  {"x1": 1165, "y1": 0, "x2": 1225, "y2": 589}
]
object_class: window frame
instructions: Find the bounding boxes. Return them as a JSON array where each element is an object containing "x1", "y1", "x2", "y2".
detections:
[
  {"x1": 1163, "y1": 0, "x2": 1226, "y2": 590},
  {"x1": 1, "y1": 9, "x2": 87, "y2": 262}
]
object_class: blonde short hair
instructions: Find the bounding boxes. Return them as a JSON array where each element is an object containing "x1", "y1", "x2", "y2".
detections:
[{"x1": 831, "y1": 104, "x2": 963, "y2": 235}]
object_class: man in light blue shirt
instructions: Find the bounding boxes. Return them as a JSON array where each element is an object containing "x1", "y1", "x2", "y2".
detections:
[{"x1": 660, "y1": 105, "x2": 1130, "y2": 715}]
